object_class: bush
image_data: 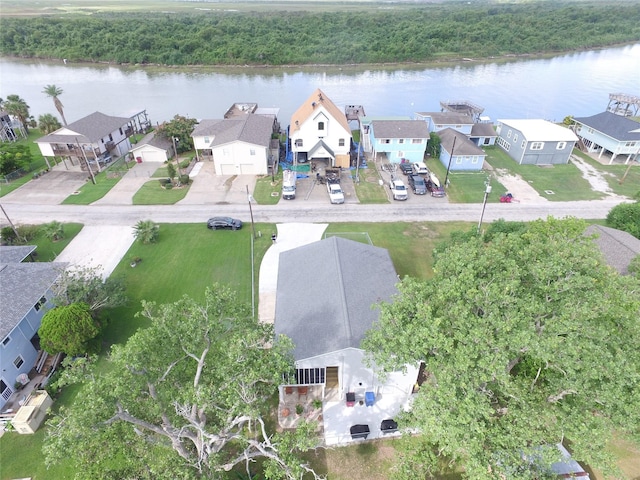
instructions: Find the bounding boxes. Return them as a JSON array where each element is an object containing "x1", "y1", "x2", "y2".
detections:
[
  {"x1": 179, "y1": 159, "x2": 190, "y2": 169},
  {"x1": 158, "y1": 178, "x2": 171, "y2": 186},
  {"x1": 17, "y1": 224, "x2": 41, "y2": 242},
  {"x1": 165, "y1": 183, "x2": 173, "y2": 190},
  {"x1": 42, "y1": 221, "x2": 64, "y2": 241},
  {"x1": 1, "y1": 226, "x2": 17, "y2": 245},
  {"x1": 606, "y1": 202, "x2": 640, "y2": 239},
  {"x1": 133, "y1": 220, "x2": 159, "y2": 244},
  {"x1": 179, "y1": 174, "x2": 190, "y2": 185}
]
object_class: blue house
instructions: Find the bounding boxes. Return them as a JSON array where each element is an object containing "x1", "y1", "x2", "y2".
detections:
[
  {"x1": 0, "y1": 246, "x2": 64, "y2": 411},
  {"x1": 573, "y1": 112, "x2": 640, "y2": 164},
  {"x1": 369, "y1": 119, "x2": 429, "y2": 163},
  {"x1": 496, "y1": 119, "x2": 578, "y2": 165},
  {"x1": 415, "y1": 112, "x2": 474, "y2": 135},
  {"x1": 438, "y1": 128, "x2": 487, "y2": 171}
]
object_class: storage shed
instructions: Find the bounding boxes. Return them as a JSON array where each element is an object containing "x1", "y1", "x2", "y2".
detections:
[{"x1": 11, "y1": 390, "x2": 53, "y2": 434}]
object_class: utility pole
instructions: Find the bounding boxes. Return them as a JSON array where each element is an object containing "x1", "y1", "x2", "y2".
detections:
[
  {"x1": 246, "y1": 185, "x2": 256, "y2": 239},
  {"x1": 172, "y1": 136, "x2": 181, "y2": 175},
  {"x1": 444, "y1": 136, "x2": 456, "y2": 188},
  {"x1": 477, "y1": 177, "x2": 492, "y2": 234},
  {"x1": 619, "y1": 147, "x2": 639, "y2": 185},
  {"x1": 0, "y1": 203, "x2": 23, "y2": 242},
  {"x1": 77, "y1": 137, "x2": 96, "y2": 185}
]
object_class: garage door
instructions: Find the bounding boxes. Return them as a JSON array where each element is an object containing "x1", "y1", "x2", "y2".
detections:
[
  {"x1": 240, "y1": 164, "x2": 258, "y2": 175},
  {"x1": 141, "y1": 150, "x2": 166, "y2": 163},
  {"x1": 219, "y1": 164, "x2": 236, "y2": 175}
]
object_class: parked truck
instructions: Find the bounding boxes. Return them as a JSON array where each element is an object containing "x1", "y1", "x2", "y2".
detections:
[
  {"x1": 282, "y1": 169, "x2": 296, "y2": 200},
  {"x1": 325, "y1": 168, "x2": 345, "y2": 204}
]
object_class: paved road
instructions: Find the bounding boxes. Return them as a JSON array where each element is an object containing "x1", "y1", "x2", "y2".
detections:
[{"x1": 0, "y1": 197, "x2": 628, "y2": 227}]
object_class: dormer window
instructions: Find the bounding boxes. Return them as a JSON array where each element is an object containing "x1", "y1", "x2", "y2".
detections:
[{"x1": 318, "y1": 121, "x2": 325, "y2": 131}]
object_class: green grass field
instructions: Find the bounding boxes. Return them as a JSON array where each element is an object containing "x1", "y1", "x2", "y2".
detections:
[
  {"x1": 132, "y1": 179, "x2": 190, "y2": 204},
  {"x1": 0, "y1": 129, "x2": 49, "y2": 197}
]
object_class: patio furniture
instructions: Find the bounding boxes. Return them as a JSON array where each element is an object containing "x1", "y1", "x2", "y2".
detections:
[
  {"x1": 381, "y1": 419, "x2": 398, "y2": 434},
  {"x1": 365, "y1": 391, "x2": 375, "y2": 407},
  {"x1": 346, "y1": 392, "x2": 356, "y2": 407},
  {"x1": 350, "y1": 424, "x2": 370, "y2": 440}
]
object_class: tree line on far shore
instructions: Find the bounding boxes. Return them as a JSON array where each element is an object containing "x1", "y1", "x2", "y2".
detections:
[{"x1": 1, "y1": 2, "x2": 639, "y2": 66}]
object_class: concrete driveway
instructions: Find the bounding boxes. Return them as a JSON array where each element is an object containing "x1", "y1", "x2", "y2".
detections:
[
  {"x1": 178, "y1": 162, "x2": 257, "y2": 205},
  {"x1": 1, "y1": 170, "x2": 88, "y2": 204},
  {"x1": 92, "y1": 160, "x2": 164, "y2": 205}
]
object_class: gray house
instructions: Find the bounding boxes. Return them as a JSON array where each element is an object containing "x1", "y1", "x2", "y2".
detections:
[
  {"x1": 275, "y1": 237, "x2": 418, "y2": 444},
  {"x1": 585, "y1": 225, "x2": 640, "y2": 275},
  {"x1": 573, "y1": 112, "x2": 640, "y2": 164},
  {"x1": 0, "y1": 246, "x2": 65, "y2": 410},
  {"x1": 438, "y1": 128, "x2": 486, "y2": 171},
  {"x1": 496, "y1": 119, "x2": 578, "y2": 165}
]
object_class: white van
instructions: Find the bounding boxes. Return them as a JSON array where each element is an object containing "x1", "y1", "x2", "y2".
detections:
[{"x1": 282, "y1": 169, "x2": 296, "y2": 200}]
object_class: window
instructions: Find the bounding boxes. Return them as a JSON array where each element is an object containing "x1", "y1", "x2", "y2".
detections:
[
  {"x1": 318, "y1": 121, "x2": 325, "y2": 131},
  {"x1": 398, "y1": 139, "x2": 404, "y2": 144},
  {"x1": 204, "y1": 136, "x2": 210, "y2": 143},
  {"x1": 222, "y1": 148, "x2": 229, "y2": 156},
  {"x1": 456, "y1": 157, "x2": 462, "y2": 164},
  {"x1": 521, "y1": 140, "x2": 526, "y2": 149},
  {"x1": 513, "y1": 134, "x2": 518, "y2": 143},
  {"x1": 295, "y1": 139, "x2": 303, "y2": 147},
  {"x1": 471, "y1": 157, "x2": 479, "y2": 164},
  {"x1": 507, "y1": 129, "x2": 512, "y2": 138},
  {"x1": 412, "y1": 139, "x2": 422, "y2": 144},
  {"x1": 587, "y1": 127, "x2": 595, "y2": 134},
  {"x1": 13, "y1": 355, "x2": 24, "y2": 369},
  {"x1": 625, "y1": 141, "x2": 637, "y2": 147},
  {"x1": 0, "y1": 380, "x2": 11, "y2": 401},
  {"x1": 531, "y1": 142, "x2": 544, "y2": 150},
  {"x1": 2, "y1": 336, "x2": 10, "y2": 347},
  {"x1": 339, "y1": 138, "x2": 345, "y2": 147},
  {"x1": 556, "y1": 142, "x2": 566, "y2": 150},
  {"x1": 108, "y1": 134, "x2": 113, "y2": 142},
  {"x1": 497, "y1": 137, "x2": 511, "y2": 152},
  {"x1": 249, "y1": 149, "x2": 255, "y2": 156},
  {"x1": 397, "y1": 151, "x2": 404, "y2": 158},
  {"x1": 456, "y1": 125, "x2": 462, "y2": 129},
  {"x1": 119, "y1": 128, "x2": 123, "y2": 135},
  {"x1": 382, "y1": 139, "x2": 390, "y2": 144},
  {"x1": 34, "y1": 296, "x2": 47, "y2": 312},
  {"x1": 484, "y1": 138, "x2": 491, "y2": 145}
]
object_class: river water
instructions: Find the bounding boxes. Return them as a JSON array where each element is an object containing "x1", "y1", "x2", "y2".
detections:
[{"x1": 1, "y1": 44, "x2": 639, "y2": 126}]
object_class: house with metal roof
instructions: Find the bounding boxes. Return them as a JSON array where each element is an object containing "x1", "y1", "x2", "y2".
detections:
[
  {"x1": 573, "y1": 111, "x2": 640, "y2": 164},
  {"x1": 369, "y1": 119, "x2": 429, "y2": 164},
  {"x1": 289, "y1": 89, "x2": 352, "y2": 168},
  {"x1": 496, "y1": 119, "x2": 578, "y2": 165},
  {"x1": 191, "y1": 114, "x2": 276, "y2": 175},
  {"x1": 35, "y1": 112, "x2": 133, "y2": 172},
  {"x1": 438, "y1": 128, "x2": 487, "y2": 171},
  {"x1": 275, "y1": 237, "x2": 418, "y2": 445},
  {"x1": 585, "y1": 224, "x2": 640, "y2": 275},
  {"x1": 0, "y1": 246, "x2": 65, "y2": 411}
]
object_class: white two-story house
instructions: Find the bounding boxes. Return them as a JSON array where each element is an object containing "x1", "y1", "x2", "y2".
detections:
[{"x1": 289, "y1": 89, "x2": 352, "y2": 168}]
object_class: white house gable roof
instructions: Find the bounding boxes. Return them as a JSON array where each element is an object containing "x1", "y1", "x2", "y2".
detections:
[
  {"x1": 192, "y1": 116, "x2": 273, "y2": 148},
  {"x1": 574, "y1": 111, "x2": 640, "y2": 141},
  {"x1": 130, "y1": 131, "x2": 172, "y2": 153},
  {"x1": 498, "y1": 119, "x2": 578, "y2": 142},
  {"x1": 275, "y1": 237, "x2": 398, "y2": 361},
  {"x1": 37, "y1": 112, "x2": 131, "y2": 144},
  {"x1": 290, "y1": 89, "x2": 350, "y2": 136}
]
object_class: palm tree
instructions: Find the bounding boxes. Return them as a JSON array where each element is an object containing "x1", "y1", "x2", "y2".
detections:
[
  {"x1": 38, "y1": 113, "x2": 62, "y2": 134},
  {"x1": 3, "y1": 94, "x2": 31, "y2": 133},
  {"x1": 133, "y1": 220, "x2": 159, "y2": 244},
  {"x1": 43, "y1": 84, "x2": 67, "y2": 126}
]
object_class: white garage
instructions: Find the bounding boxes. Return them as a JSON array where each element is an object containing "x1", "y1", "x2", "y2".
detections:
[{"x1": 130, "y1": 132, "x2": 172, "y2": 163}]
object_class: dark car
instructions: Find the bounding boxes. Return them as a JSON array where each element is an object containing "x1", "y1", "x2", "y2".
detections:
[
  {"x1": 207, "y1": 217, "x2": 242, "y2": 230},
  {"x1": 425, "y1": 179, "x2": 446, "y2": 197},
  {"x1": 399, "y1": 163, "x2": 413, "y2": 175},
  {"x1": 407, "y1": 175, "x2": 427, "y2": 195}
]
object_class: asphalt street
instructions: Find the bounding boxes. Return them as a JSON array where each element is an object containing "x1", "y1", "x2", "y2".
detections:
[{"x1": 0, "y1": 198, "x2": 628, "y2": 227}]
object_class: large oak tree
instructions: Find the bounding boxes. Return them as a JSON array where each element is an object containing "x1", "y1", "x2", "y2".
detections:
[
  {"x1": 363, "y1": 218, "x2": 640, "y2": 479},
  {"x1": 44, "y1": 286, "x2": 322, "y2": 479}
]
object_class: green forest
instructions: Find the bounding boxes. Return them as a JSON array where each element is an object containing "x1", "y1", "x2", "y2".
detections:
[{"x1": 1, "y1": 2, "x2": 640, "y2": 66}]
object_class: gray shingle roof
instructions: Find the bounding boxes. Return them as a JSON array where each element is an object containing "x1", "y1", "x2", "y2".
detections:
[
  {"x1": 438, "y1": 128, "x2": 486, "y2": 156},
  {"x1": 416, "y1": 112, "x2": 474, "y2": 125},
  {"x1": 470, "y1": 123, "x2": 497, "y2": 137},
  {"x1": 585, "y1": 224, "x2": 640, "y2": 275},
  {"x1": 372, "y1": 120, "x2": 429, "y2": 139},
  {"x1": 37, "y1": 112, "x2": 131, "y2": 144},
  {"x1": 275, "y1": 237, "x2": 399, "y2": 361},
  {"x1": 130, "y1": 131, "x2": 172, "y2": 151},
  {"x1": 0, "y1": 245, "x2": 36, "y2": 263},
  {"x1": 0, "y1": 261, "x2": 66, "y2": 340},
  {"x1": 191, "y1": 115, "x2": 273, "y2": 148},
  {"x1": 574, "y1": 112, "x2": 640, "y2": 141}
]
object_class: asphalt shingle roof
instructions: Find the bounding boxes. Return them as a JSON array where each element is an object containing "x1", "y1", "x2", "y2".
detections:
[
  {"x1": 438, "y1": 128, "x2": 486, "y2": 156},
  {"x1": 585, "y1": 225, "x2": 640, "y2": 275},
  {"x1": 275, "y1": 237, "x2": 399, "y2": 361},
  {"x1": 470, "y1": 123, "x2": 497, "y2": 137},
  {"x1": 574, "y1": 111, "x2": 640, "y2": 142},
  {"x1": 416, "y1": 112, "x2": 474, "y2": 125},
  {"x1": 130, "y1": 131, "x2": 172, "y2": 152},
  {"x1": 0, "y1": 245, "x2": 36, "y2": 263},
  {"x1": 0, "y1": 259, "x2": 66, "y2": 340},
  {"x1": 191, "y1": 115, "x2": 273, "y2": 147},
  {"x1": 372, "y1": 120, "x2": 429, "y2": 139},
  {"x1": 37, "y1": 112, "x2": 131, "y2": 144}
]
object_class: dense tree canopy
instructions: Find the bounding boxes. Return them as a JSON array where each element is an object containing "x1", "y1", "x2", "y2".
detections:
[
  {"x1": 156, "y1": 115, "x2": 198, "y2": 153},
  {"x1": 44, "y1": 286, "x2": 322, "y2": 479},
  {"x1": 606, "y1": 200, "x2": 640, "y2": 239},
  {"x1": 52, "y1": 265, "x2": 127, "y2": 312},
  {"x1": 39, "y1": 302, "x2": 100, "y2": 355},
  {"x1": 1, "y1": 3, "x2": 639, "y2": 66},
  {"x1": 363, "y1": 218, "x2": 640, "y2": 479},
  {"x1": 0, "y1": 143, "x2": 32, "y2": 176}
]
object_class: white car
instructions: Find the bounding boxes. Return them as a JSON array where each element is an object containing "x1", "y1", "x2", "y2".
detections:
[
  {"x1": 389, "y1": 179, "x2": 408, "y2": 201},
  {"x1": 412, "y1": 162, "x2": 429, "y2": 175}
]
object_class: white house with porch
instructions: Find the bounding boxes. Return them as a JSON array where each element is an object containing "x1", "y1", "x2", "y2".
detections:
[
  {"x1": 573, "y1": 111, "x2": 640, "y2": 164},
  {"x1": 289, "y1": 89, "x2": 352, "y2": 168},
  {"x1": 274, "y1": 237, "x2": 419, "y2": 445}
]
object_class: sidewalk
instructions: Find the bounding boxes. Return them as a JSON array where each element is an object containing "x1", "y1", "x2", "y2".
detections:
[
  {"x1": 92, "y1": 160, "x2": 164, "y2": 205},
  {"x1": 258, "y1": 223, "x2": 328, "y2": 325}
]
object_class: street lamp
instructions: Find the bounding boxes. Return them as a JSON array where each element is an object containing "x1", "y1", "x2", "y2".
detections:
[{"x1": 477, "y1": 179, "x2": 492, "y2": 234}]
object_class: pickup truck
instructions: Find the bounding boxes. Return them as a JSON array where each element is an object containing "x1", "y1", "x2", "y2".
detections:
[{"x1": 327, "y1": 181, "x2": 345, "y2": 204}]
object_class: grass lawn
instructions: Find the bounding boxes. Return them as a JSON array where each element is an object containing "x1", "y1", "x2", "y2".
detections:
[
  {"x1": 0, "y1": 129, "x2": 50, "y2": 197},
  {"x1": 132, "y1": 179, "x2": 190, "y2": 204},
  {"x1": 484, "y1": 146, "x2": 603, "y2": 202},
  {"x1": 571, "y1": 150, "x2": 640, "y2": 198},
  {"x1": 254, "y1": 172, "x2": 283, "y2": 205},
  {"x1": 425, "y1": 157, "x2": 504, "y2": 204},
  {"x1": 353, "y1": 166, "x2": 388, "y2": 204},
  {"x1": 29, "y1": 223, "x2": 84, "y2": 261},
  {"x1": 61, "y1": 170, "x2": 122, "y2": 204}
]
